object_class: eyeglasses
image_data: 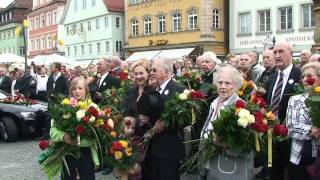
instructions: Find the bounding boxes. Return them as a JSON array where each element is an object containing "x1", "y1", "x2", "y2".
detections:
[{"x1": 151, "y1": 68, "x2": 157, "y2": 72}]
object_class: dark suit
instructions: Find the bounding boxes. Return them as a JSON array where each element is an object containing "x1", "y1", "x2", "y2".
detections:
[
  {"x1": 47, "y1": 74, "x2": 68, "y2": 99},
  {"x1": 149, "y1": 79, "x2": 185, "y2": 180},
  {"x1": 0, "y1": 75, "x2": 12, "y2": 94},
  {"x1": 89, "y1": 73, "x2": 120, "y2": 104},
  {"x1": 14, "y1": 75, "x2": 32, "y2": 97},
  {"x1": 265, "y1": 65, "x2": 301, "y2": 180}
]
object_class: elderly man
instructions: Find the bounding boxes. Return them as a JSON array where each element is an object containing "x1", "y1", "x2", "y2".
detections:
[
  {"x1": 309, "y1": 54, "x2": 320, "y2": 62},
  {"x1": 149, "y1": 56, "x2": 185, "y2": 180},
  {"x1": 110, "y1": 56, "x2": 122, "y2": 75},
  {"x1": 248, "y1": 51, "x2": 265, "y2": 83},
  {"x1": 258, "y1": 49, "x2": 277, "y2": 86},
  {"x1": 265, "y1": 42, "x2": 301, "y2": 180},
  {"x1": 298, "y1": 49, "x2": 311, "y2": 67},
  {"x1": 89, "y1": 57, "x2": 120, "y2": 104},
  {"x1": 195, "y1": 55, "x2": 204, "y2": 70},
  {"x1": 201, "y1": 51, "x2": 221, "y2": 84},
  {"x1": 0, "y1": 68, "x2": 12, "y2": 94}
]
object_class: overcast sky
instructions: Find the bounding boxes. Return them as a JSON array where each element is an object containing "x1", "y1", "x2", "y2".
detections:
[{"x1": 0, "y1": 0, "x2": 14, "y2": 8}]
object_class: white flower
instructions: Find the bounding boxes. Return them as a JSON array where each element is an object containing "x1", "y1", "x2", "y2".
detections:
[
  {"x1": 178, "y1": 93, "x2": 188, "y2": 100},
  {"x1": 76, "y1": 110, "x2": 86, "y2": 120},
  {"x1": 238, "y1": 109, "x2": 250, "y2": 119},
  {"x1": 107, "y1": 119, "x2": 114, "y2": 129},
  {"x1": 89, "y1": 116, "x2": 95, "y2": 123},
  {"x1": 183, "y1": 89, "x2": 191, "y2": 96},
  {"x1": 237, "y1": 118, "x2": 249, "y2": 128},
  {"x1": 247, "y1": 114, "x2": 255, "y2": 124}
]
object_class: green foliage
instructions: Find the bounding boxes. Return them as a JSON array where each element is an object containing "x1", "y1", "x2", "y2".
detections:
[{"x1": 305, "y1": 89, "x2": 320, "y2": 127}]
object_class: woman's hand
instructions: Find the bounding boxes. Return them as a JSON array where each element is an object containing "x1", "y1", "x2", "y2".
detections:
[
  {"x1": 138, "y1": 115, "x2": 150, "y2": 126},
  {"x1": 63, "y1": 133, "x2": 73, "y2": 144},
  {"x1": 310, "y1": 127, "x2": 320, "y2": 139}
]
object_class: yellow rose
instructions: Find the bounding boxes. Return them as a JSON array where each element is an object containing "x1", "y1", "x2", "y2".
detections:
[
  {"x1": 314, "y1": 86, "x2": 320, "y2": 94},
  {"x1": 119, "y1": 140, "x2": 128, "y2": 149},
  {"x1": 125, "y1": 147, "x2": 133, "y2": 156},
  {"x1": 238, "y1": 91, "x2": 244, "y2": 97},
  {"x1": 178, "y1": 93, "x2": 188, "y2": 100},
  {"x1": 247, "y1": 114, "x2": 255, "y2": 124},
  {"x1": 62, "y1": 99, "x2": 70, "y2": 105},
  {"x1": 266, "y1": 111, "x2": 275, "y2": 121},
  {"x1": 77, "y1": 101, "x2": 88, "y2": 110},
  {"x1": 114, "y1": 151, "x2": 123, "y2": 160},
  {"x1": 95, "y1": 119, "x2": 104, "y2": 127},
  {"x1": 237, "y1": 118, "x2": 249, "y2": 128}
]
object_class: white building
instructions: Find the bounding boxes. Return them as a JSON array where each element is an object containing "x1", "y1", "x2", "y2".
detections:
[
  {"x1": 60, "y1": 0, "x2": 124, "y2": 61},
  {"x1": 229, "y1": 0, "x2": 315, "y2": 55}
]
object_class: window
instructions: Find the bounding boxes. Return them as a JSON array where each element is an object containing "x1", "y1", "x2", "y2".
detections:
[
  {"x1": 82, "y1": 0, "x2": 86, "y2": 9},
  {"x1": 131, "y1": 20, "x2": 138, "y2": 36},
  {"x1": 20, "y1": 46, "x2": 24, "y2": 55},
  {"x1": 67, "y1": 47, "x2": 70, "y2": 56},
  {"x1": 173, "y1": 13, "x2": 181, "y2": 32},
  {"x1": 36, "y1": 38, "x2": 39, "y2": 50},
  {"x1": 31, "y1": 40, "x2": 34, "y2": 51},
  {"x1": 96, "y1": 18, "x2": 100, "y2": 29},
  {"x1": 47, "y1": 12, "x2": 52, "y2": 26},
  {"x1": 91, "y1": 0, "x2": 95, "y2": 6},
  {"x1": 116, "y1": 17, "x2": 120, "y2": 28},
  {"x1": 47, "y1": 35, "x2": 52, "y2": 49},
  {"x1": 213, "y1": 9, "x2": 220, "y2": 29},
  {"x1": 30, "y1": 18, "x2": 34, "y2": 30},
  {"x1": 89, "y1": 44, "x2": 92, "y2": 54},
  {"x1": 8, "y1": 47, "x2": 11, "y2": 53},
  {"x1": 302, "y1": 4, "x2": 315, "y2": 28},
  {"x1": 279, "y1": 6, "x2": 292, "y2": 30},
  {"x1": 35, "y1": 16, "x2": 39, "y2": 29},
  {"x1": 97, "y1": 42, "x2": 101, "y2": 53},
  {"x1": 105, "y1": 41, "x2": 110, "y2": 52},
  {"x1": 67, "y1": 27, "x2": 69, "y2": 35},
  {"x1": 9, "y1": 11, "x2": 12, "y2": 20},
  {"x1": 104, "y1": 17, "x2": 109, "y2": 28},
  {"x1": 144, "y1": 17, "x2": 151, "y2": 35},
  {"x1": 258, "y1": 10, "x2": 271, "y2": 32},
  {"x1": 72, "y1": 24, "x2": 76, "y2": 34},
  {"x1": 53, "y1": 11, "x2": 57, "y2": 24},
  {"x1": 188, "y1": 10, "x2": 198, "y2": 30},
  {"x1": 7, "y1": 31, "x2": 10, "y2": 39},
  {"x1": 158, "y1": 15, "x2": 165, "y2": 33},
  {"x1": 239, "y1": 12, "x2": 251, "y2": 34},
  {"x1": 80, "y1": 23, "x2": 84, "y2": 32},
  {"x1": 116, "y1": 41, "x2": 122, "y2": 52},
  {"x1": 74, "y1": 46, "x2": 77, "y2": 56},
  {"x1": 88, "y1": 20, "x2": 91, "y2": 30},
  {"x1": 131, "y1": 0, "x2": 137, "y2": 4},
  {"x1": 81, "y1": 45, "x2": 85, "y2": 55},
  {"x1": 41, "y1": 14, "x2": 45, "y2": 28},
  {"x1": 41, "y1": 36, "x2": 45, "y2": 50}
]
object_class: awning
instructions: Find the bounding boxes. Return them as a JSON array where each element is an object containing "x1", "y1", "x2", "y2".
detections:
[
  {"x1": 154, "y1": 48, "x2": 195, "y2": 60},
  {"x1": 126, "y1": 50, "x2": 161, "y2": 62}
]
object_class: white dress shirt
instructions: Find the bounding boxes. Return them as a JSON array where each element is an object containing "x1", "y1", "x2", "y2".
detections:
[
  {"x1": 99, "y1": 72, "x2": 109, "y2": 87},
  {"x1": 271, "y1": 64, "x2": 293, "y2": 101},
  {"x1": 158, "y1": 78, "x2": 171, "y2": 94},
  {"x1": 36, "y1": 74, "x2": 49, "y2": 92}
]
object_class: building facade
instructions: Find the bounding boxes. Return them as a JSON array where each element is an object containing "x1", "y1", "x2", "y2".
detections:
[
  {"x1": 0, "y1": 0, "x2": 32, "y2": 56},
  {"x1": 61, "y1": 0, "x2": 125, "y2": 61},
  {"x1": 229, "y1": 0, "x2": 315, "y2": 55},
  {"x1": 125, "y1": 0, "x2": 228, "y2": 61},
  {"x1": 26, "y1": 0, "x2": 67, "y2": 58}
]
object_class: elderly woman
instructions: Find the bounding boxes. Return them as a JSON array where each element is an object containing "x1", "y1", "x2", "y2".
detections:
[
  {"x1": 198, "y1": 65, "x2": 255, "y2": 180},
  {"x1": 286, "y1": 62, "x2": 320, "y2": 180}
]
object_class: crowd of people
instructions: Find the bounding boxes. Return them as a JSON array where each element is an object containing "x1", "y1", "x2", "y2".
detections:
[{"x1": 0, "y1": 41, "x2": 320, "y2": 180}]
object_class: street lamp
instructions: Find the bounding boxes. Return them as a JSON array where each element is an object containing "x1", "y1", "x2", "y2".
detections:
[
  {"x1": 15, "y1": 19, "x2": 29, "y2": 73},
  {"x1": 263, "y1": 34, "x2": 276, "y2": 50}
]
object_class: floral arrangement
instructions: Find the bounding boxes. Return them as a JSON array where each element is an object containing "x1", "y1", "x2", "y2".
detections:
[
  {"x1": 177, "y1": 70, "x2": 203, "y2": 90},
  {"x1": 305, "y1": 78, "x2": 320, "y2": 127},
  {"x1": 38, "y1": 97, "x2": 117, "y2": 178},
  {"x1": 238, "y1": 80, "x2": 258, "y2": 101},
  {"x1": 0, "y1": 93, "x2": 37, "y2": 106}
]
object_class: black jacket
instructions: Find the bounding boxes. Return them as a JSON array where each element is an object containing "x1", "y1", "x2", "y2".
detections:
[
  {"x1": 265, "y1": 65, "x2": 301, "y2": 122},
  {"x1": 47, "y1": 74, "x2": 68, "y2": 98},
  {"x1": 0, "y1": 75, "x2": 12, "y2": 94},
  {"x1": 150, "y1": 79, "x2": 186, "y2": 159},
  {"x1": 14, "y1": 75, "x2": 32, "y2": 97}
]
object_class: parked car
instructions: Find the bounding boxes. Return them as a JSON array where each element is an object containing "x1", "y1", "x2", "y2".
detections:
[{"x1": 0, "y1": 91, "x2": 48, "y2": 142}]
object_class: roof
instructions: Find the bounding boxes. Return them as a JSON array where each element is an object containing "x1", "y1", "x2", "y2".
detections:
[{"x1": 103, "y1": 0, "x2": 124, "y2": 13}]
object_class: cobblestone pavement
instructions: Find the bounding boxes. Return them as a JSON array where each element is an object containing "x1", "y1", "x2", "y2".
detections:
[{"x1": 0, "y1": 138, "x2": 197, "y2": 180}]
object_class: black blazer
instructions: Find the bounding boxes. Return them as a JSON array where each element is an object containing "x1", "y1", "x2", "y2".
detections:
[
  {"x1": 150, "y1": 79, "x2": 186, "y2": 159},
  {"x1": 14, "y1": 75, "x2": 32, "y2": 97},
  {"x1": 265, "y1": 65, "x2": 301, "y2": 122},
  {"x1": 0, "y1": 75, "x2": 12, "y2": 94},
  {"x1": 89, "y1": 74, "x2": 120, "y2": 104},
  {"x1": 47, "y1": 74, "x2": 68, "y2": 97}
]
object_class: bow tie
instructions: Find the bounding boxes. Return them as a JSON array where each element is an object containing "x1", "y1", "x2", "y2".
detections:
[{"x1": 41, "y1": 76, "x2": 45, "y2": 78}]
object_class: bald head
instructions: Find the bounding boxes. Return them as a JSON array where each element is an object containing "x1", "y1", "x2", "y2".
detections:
[
  {"x1": 309, "y1": 54, "x2": 320, "y2": 63},
  {"x1": 262, "y1": 50, "x2": 275, "y2": 70}
]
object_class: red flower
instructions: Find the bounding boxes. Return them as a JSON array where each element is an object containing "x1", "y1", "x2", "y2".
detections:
[
  {"x1": 273, "y1": 124, "x2": 288, "y2": 137},
  {"x1": 306, "y1": 77, "x2": 316, "y2": 86},
  {"x1": 112, "y1": 141, "x2": 124, "y2": 151},
  {"x1": 183, "y1": 72, "x2": 191, "y2": 78},
  {"x1": 88, "y1": 106, "x2": 99, "y2": 117},
  {"x1": 109, "y1": 147, "x2": 115, "y2": 155},
  {"x1": 103, "y1": 121, "x2": 110, "y2": 130},
  {"x1": 75, "y1": 125, "x2": 85, "y2": 134},
  {"x1": 191, "y1": 91, "x2": 205, "y2": 99},
  {"x1": 258, "y1": 98, "x2": 266, "y2": 108},
  {"x1": 104, "y1": 108, "x2": 112, "y2": 114},
  {"x1": 39, "y1": 140, "x2": 49, "y2": 151},
  {"x1": 119, "y1": 71, "x2": 128, "y2": 81},
  {"x1": 32, "y1": 100, "x2": 37, "y2": 105},
  {"x1": 252, "y1": 123, "x2": 268, "y2": 133},
  {"x1": 254, "y1": 112, "x2": 264, "y2": 123},
  {"x1": 83, "y1": 116, "x2": 90, "y2": 124},
  {"x1": 235, "y1": 100, "x2": 246, "y2": 109}
]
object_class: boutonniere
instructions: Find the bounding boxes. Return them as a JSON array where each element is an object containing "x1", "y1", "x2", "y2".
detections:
[
  {"x1": 288, "y1": 79, "x2": 294, "y2": 84},
  {"x1": 103, "y1": 82, "x2": 106, "y2": 86},
  {"x1": 164, "y1": 89, "x2": 169, "y2": 95}
]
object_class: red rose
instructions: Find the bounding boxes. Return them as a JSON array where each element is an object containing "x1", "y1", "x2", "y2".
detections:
[
  {"x1": 103, "y1": 121, "x2": 110, "y2": 130},
  {"x1": 273, "y1": 124, "x2": 288, "y2": 137},
  {"x1": 235, "y1": 100, "x2": 246, "y2": 109},
  {"x1": 306, "y1": 77, "x2": 316, "y2": 86},
  {"x1": 191, "y1": 91, "x2": 205, "y2": 99},
  {"x1": 252, "y1": 123, "x2": 268, "y2": 133},
  {"x1": 258, "y1": 98, "x2": 266, "y2": 108},
  {"x1": 75, "y1": 125, "x2": 85, "y2": 134},
  {"x1": 254, "y1": 112, "x2": 264, "y2": 123},
  {"x1": 83, "y1": 116, "x2": 90, "y2": 124},
  {"x1": 183, "y1": 72, "x2": 191, "y2": 78},
  {"x1": 112, "y1": 141, "x2": 124, "y2": 151},
  {"x1": 88, "y1": 106, "x2": 99, "y2": 117},
  {"x1": 119, "y1": 71, "x2": 128, "y2": 81},
  {"x1": 280, "y1": 125, "x2": 288, "y2": 137},
  {"x1": 39, "y1": 140, "x2": 49, "y2": 151}
]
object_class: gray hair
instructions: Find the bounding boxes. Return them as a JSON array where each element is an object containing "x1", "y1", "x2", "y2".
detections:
[
  {"x1": 154, "y1": 56, "x2": 173, "y2": 74},
  {"x1": 213, "y1": 65, "x2": 243, "y2": 89},
  {"x1": 301, "y1": 62, "x2": 320, "y2": 77},
  {"x1": 202, "y1": 51, "x2": 222, "y2": 64}
]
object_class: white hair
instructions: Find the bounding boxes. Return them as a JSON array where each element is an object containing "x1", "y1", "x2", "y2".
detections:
[
  {"x1": 213, "y1": 65, "x2": 243, "y2": 89},
  {"x1": 202, "y1": 51, "x2": 222, "y2": 64},
  {"x1": 154, "y1": 56, "x2": 173, "y2": 74}
]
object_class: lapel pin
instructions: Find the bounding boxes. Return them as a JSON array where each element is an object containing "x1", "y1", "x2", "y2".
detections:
[
  {"x1": 164, "y1": 89, "x2": 169, "y2": 95},
  {"x1": 103, "y1": 82, "x2": 106, "y2": 86},
  {"x1": 288, "y1": 79, "x2": 294, "y2": 84}
]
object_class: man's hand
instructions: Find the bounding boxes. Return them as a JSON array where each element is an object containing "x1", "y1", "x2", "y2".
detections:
[{"x1": 153, "y1": 120, "x2": 165, "y2": 134}]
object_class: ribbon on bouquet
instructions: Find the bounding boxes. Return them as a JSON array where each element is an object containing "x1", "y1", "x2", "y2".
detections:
[
  {"x1": 268, "y1": 129, "x2": 272, "y2": 167},
  {"x1": 77, "y1": 134, "x2": 80, "y2": 146},
  {"x1": 255, "y1": 133, "x2": 260, "y2": 152},
  {"x1": 191, "y1": 107, "x2": 196, "y2": 125}
]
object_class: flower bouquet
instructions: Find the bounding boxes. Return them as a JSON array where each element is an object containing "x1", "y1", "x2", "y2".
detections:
[
  {"x1": 238, "y1": 80, "x2": 258, "y2": 101},
  {"x1": 177, "y1": 70, "x2": 203, "y2": 90},
  {"x1": 38, "y1": 97, "x2": 117, "y2": 178},
  {"x1": 305, "y1": 84, "x2": 320, "y2": 127},
  {"x1": 0, "y1": 93, "x2": 37, "y2": 106}
]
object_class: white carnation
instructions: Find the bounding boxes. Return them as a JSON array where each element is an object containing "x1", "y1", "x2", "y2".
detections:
[{"x1": 76, "y1": 110, "x2": 86, "y2": 120}]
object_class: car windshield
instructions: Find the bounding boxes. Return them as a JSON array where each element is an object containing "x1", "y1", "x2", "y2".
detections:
[{"x1": 0, "y1": 92, "x2": 8, "y2": 99}]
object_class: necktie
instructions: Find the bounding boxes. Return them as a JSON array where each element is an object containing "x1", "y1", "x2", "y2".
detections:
[
  {"x1": 96, "y1": 77, "x2": 101, "y2": 87},
  {"x1": 271, "y1": 71, "x2": 284, "y2": 114}
]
